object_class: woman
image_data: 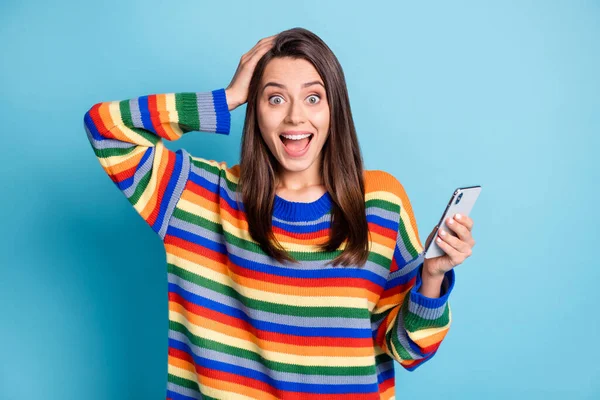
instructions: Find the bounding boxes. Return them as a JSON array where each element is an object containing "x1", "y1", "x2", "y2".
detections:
[{"x1": 84, "y1": 27, "x2": 475, "y2": 400}]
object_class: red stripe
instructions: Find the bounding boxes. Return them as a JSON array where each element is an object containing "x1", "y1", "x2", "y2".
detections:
[
  {"x1": 227, "y1": 258, "x2": 380, "y2": 293},
  {"x1": 147, "y1": 148, "x2": 175, "y2": 226},
  {"x1": 147, "y1": 94, "x2": 171, "y2": 139},
  {"x1": 168, "y1": 292, "x2": 372, "y2": 348},
  {"x1": 168, "y1": 349, "x2": 378, "y2": 400}
]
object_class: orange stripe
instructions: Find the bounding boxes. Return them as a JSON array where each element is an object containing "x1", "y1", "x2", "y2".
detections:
[
  {"x1": 168, "y1": 301, "x2": 374, "y2": 357},
  {"x1": 168, "y1": 355, "x2": 279, "y2": 400},
  {"x1": 165, "y1": 240, "x2": 228, "y2": 275},
  {"x1": 139, "y1": 143, "x2": 171, "y2": 220},
  {"x1": 155, "y1": 94, "x2": 179, "y2": 140},
  {"x1": 412, "y1": 326, "x2": 449, "y2": 348}
]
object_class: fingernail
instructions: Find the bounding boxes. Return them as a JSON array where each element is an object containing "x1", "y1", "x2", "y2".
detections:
[
  {"x1": 456, "y1": 213, "x2": 462, "y2": 220},
  {"x1": 448, "y1": 219, "x2": 454, "y2": 225},
  {"x1": 440, "y1": 230, "x2": 446, "y2": 236}
]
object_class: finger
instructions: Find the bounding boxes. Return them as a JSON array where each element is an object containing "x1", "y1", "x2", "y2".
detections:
[
  {"x1": 245, "y1": 39, "x2": 276, "y2": 62},
  {"x1": 445, "y1": 217, "x2": 472, "y2": 242},
  {"x1": 438, "y1": 228, "x2": 471, "y2": 254},
  {"x1": 453, "y1": 213, "x2": 474, "y2": 231},
  {"x1": 434, "y1": 236, "x2": 464, "y2": 267}
]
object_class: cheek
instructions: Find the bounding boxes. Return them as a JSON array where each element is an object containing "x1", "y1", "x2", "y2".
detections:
[{"x1": 313, "y1": 109, "x2": 330, "y2": 131}]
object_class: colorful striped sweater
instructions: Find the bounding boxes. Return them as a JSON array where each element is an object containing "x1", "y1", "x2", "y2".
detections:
[{"x1": 83, "y1": 88, "x2": 455, "y2": 400}]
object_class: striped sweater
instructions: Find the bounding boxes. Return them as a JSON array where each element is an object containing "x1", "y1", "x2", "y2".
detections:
[{"x1": 83, "y1": 88, "x2": 455, "y2": 400}]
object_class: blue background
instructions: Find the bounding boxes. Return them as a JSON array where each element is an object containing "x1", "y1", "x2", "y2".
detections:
[{"x1": 1, "y1": 0, "x2": 598, "y2": 399}]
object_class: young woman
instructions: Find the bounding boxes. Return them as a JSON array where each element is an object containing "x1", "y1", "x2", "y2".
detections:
[{"x1": 84, "y1": 27, "x2": 475, "y2": 400}]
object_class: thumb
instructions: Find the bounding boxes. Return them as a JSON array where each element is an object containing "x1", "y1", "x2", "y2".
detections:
[{"x1": 424, "y1": 225, "x2": 438, "y2": 250}]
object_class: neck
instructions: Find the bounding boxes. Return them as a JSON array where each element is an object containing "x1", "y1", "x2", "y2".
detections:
[{"x1": 275, "y1": 159, "x2": 323, "y2": 192}]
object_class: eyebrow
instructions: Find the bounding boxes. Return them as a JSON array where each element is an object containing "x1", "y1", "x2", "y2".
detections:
[{"x1": 261, "y1": 81, "x2": 325, "y2": 93}]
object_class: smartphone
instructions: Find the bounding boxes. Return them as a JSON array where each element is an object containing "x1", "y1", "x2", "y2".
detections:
[{"x1": 424, "y1": 185, "x2": 482, "y2": 259}]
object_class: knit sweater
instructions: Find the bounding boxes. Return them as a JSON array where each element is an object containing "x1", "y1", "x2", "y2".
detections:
[{"x1": 83, "y1": 88, "x2": 455, "y2": 400}]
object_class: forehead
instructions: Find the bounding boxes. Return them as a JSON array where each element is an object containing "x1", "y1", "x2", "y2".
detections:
[{"x1": 261, "y1": 57, "x2": 323, "y2": 88}]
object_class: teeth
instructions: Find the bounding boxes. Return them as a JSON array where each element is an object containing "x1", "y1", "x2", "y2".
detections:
[{"x1": 281, "y1": 133, "x2": 312, "y2": 140}]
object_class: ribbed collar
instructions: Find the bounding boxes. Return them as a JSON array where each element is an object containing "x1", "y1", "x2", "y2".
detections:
[{"x1": 272, "y1": 191, "x2": 333, "y2": 221}]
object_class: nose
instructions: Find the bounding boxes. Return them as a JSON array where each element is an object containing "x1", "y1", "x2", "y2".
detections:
[{"x1": 284, "y1": 98, "x2": 306, "y2": 125}]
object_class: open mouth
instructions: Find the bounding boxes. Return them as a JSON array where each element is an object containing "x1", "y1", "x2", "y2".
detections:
[{"x1": 279, "y1": 133, "x2": 314, "y2": 148}]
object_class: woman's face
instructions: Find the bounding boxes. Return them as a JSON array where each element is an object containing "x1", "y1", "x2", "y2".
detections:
[{"x1": 257, "y1": 57, "x2": 330, "y2": 177}]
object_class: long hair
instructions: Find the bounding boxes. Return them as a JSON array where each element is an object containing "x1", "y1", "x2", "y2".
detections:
[{"x1": 237, "y1": 27, "x2": 370, "y2": 267}]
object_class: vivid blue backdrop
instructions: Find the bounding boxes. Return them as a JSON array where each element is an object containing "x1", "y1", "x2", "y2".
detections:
[{"x1": 1, "y1": 0, "x2": 598, "y2": 399}]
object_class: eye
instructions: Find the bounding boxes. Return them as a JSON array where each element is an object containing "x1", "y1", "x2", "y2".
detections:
[
  {"x1": 307, "y1": 94, "x2": 321, "y2": 105},
  {"x1": 267, "y1": 94, "x2": 322, "y2": 106},
  {"x1": 268, "y1": 95, "x2": 284, "y2": 105}
]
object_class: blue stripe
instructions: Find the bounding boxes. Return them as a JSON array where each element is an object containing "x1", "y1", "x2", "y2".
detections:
[
  {"x1": 168, "y1": 225, "x2": 228, "y2": 254},
  {"x1": 377, "y1": 367, "x2": 394, "y2": 384},
  {"x1": 169, "y1": 337, "x2": 379, "y2": 394},
  {"x1": 83, "y1": 111, "x2": 105, "y2": 142},
  {"x1": 138, "y1": 95, "x2": 153, "y2": 132},
  {"x1": 228, "y1": 251, "x2": 386, "y2": 286},
  {"x1": 211, "y1": 88, "x2": 231, "y2": 134},
  {"x1": 168, "y1": 282, "x2": 372, "y2": 339},
  {"x1": 163, "y1": 223, "x2": 386, "y2": 287},
  {"x1": 151, "y1": 149, "x2": 184, "y2": 233},
  {"x1": 367, "y1": 213, "x2": 397, "y2": 232},
  {"x1": 271, "y1": 219, "x2": 331, "y2": 233},
  {"x1": 403, "y1": 353, "x2": 434, "y2": 371},
  {"x1": 114, "y1": 147, "x2": 153, "y2": 192},
  {"x1": 188, "y1": 169, "x2": 221, "y2": 196}
]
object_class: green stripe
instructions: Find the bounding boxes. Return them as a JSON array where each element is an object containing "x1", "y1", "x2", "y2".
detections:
[
  {"x1": 128, "y1": 168, "x2": 151, "y2": 206},
  {"x1": 168, "y1": 374, "x2": 200, "y2": 392},
  {"x1": 175, "y1": 93, "x2": 201, "y2": 131},
  {"x1": 172, "y1": 200, "x2": 392, "y2": 268},
  {"x1": 389, "y1": 328, "x2": 414, "y2": 360},
  {"x1": 92, "y1": 144, "x2": 137, "y2": 159},
  {"x1": 403, "y1": 303, "x2": 450, "y2": 331},
  {"x1": 172, "y1": 207, "x2": 223, "y2": 235},
  {"x1": 169, "y1": 320, "x2": 376, "y2": 377},
  {"x1": 398, "y1": 212, "x2": 419, "y2": 259},
  {"x1": 168, "y1": 263, "x2": 367, "y2": 318},
  {"x1": 366, "y1": 198, "x2": 399, "y2": 213}
]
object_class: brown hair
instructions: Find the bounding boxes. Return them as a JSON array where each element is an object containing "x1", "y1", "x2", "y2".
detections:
[{"x1": 237, "y1": 27, "x2": 370, "y2": 267}]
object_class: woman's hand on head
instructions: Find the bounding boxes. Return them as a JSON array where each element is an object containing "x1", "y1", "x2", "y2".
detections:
[{"x1": 225, "y1": 34, "x2": 278, "y2": 111}]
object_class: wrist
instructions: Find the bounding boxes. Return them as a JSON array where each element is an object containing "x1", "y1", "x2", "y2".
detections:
[
  {"x1": 422, "y1": 263, "x2": 446, "y2": 281},
  {"x1": 224, "y1": 88, "x2": 239, "y2": 111}
]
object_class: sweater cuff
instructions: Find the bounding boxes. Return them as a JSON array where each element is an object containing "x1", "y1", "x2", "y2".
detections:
[
  {"x1": 178, "y1": 89, "x2": 230, "y2": 134},
  {"x1": 210, "y1": 88, "x2": 231, "y2": 134},
  {"x1": 408, "y1": 264, "x2": 455, "y2": 316}
]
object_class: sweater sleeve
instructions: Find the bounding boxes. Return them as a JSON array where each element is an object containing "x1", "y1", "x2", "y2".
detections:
[
  {"x1": 83, "y1": 89, "x2": 231, "y2": 240},
  {"x1": 371, "y1": 180, "x2": 456, "y2": 371}
]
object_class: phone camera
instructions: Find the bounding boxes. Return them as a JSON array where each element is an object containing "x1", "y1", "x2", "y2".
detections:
[{"x1": 455, "y1": 192, "x2": 463, "y2": 205}]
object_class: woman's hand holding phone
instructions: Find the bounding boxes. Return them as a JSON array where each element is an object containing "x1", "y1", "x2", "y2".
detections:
[{"x1": 423, "y1": 213, "x2": 476, "y2": 279}]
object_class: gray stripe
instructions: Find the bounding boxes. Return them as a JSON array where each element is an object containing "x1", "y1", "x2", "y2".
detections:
[
  {"x1": 129, "y1": 98, "x2": 143, "y2": 129},
  {"x1": 375, "y1": 357, "x2": 394, "y2": 376},
  {"x1": 169, "y1": 214, "x2": 389, "y2": 280},
  {"x1": 190, "y1": 160, "x2": 221, "y2": 186},
  {"x1": 408, "y1": 296, "x2": 448, "y2": 320},
  {"x1": 389, "y1": 251, "x2": 423, "y2": 278},
  {"x1": 85, "y1": 123, "x2": 135, "y2": 150},
  {"x1": 393, "y1": 307, "x2": 428, "y2": 360},
  {"x1": 395, "y1": 223, "x2": 415, "y2": 267},
  {"x1": 168, "y1": 329, "x2": 378, "y2": 385},
  {"x1": 166, "y1": 381, "x2": 202, "y2": 399},
  {"x1": 272, "y1": 212, "x2": 331, "y2": 226},
  {"x1": 407, "y1": 270, "x2": 451, "y2": 319},
  {"x1": 158, "y1": 148, "x2": 191, "y2": 239},
  {"x1": 167, "y1": 272, "x2": 368, "y2": 329},
  {"x1": 120, "y1": 147, "x2": 154, "y2": 199},
  {"x1": 197, "y1": 91, "x2": 218, "y2": 132}
]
